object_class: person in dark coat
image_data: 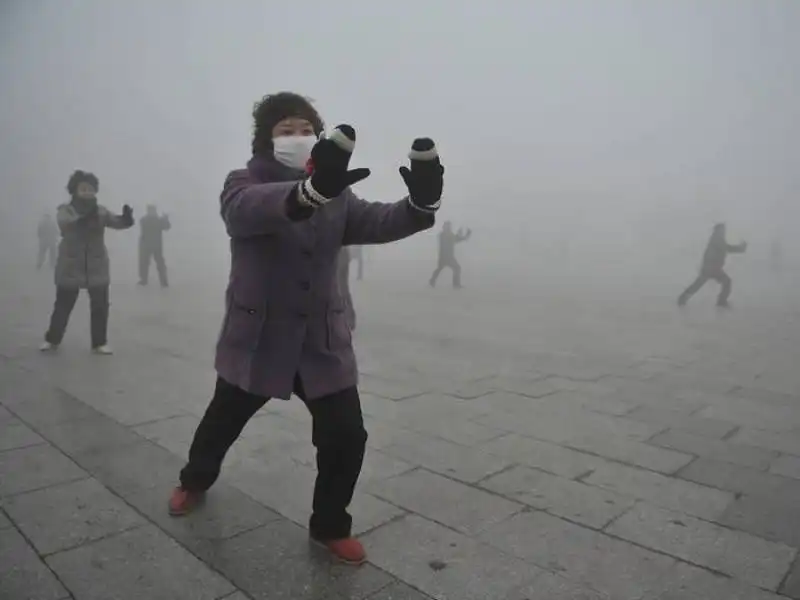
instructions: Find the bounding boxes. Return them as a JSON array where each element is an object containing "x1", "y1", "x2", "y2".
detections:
[
  {"x1": 678, "y1": 222, "x2": 747, "y2": 308},
  {"x1": 36, "y1": 212, "x2": 58, "y2": 270},
  {"x1": 40, "y1": 170, "x2": 134, "y2": 354},
  {"x1": 138, "y1": 204, "x2": 171, "y2": 287},
  {"x1": 429, "y1": 221, "x2": 471, "y2": 288},
  {"x1": 167, "y1": 92, "x2": 444, "y2": 565}
]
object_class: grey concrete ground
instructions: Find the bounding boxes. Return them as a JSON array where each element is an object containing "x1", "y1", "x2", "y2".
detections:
[{"x1": 2, "y1": 258, "x2": 800, "y2": 599}]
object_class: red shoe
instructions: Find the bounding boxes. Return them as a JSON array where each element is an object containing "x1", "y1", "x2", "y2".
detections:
[
  {"x1": 168, "y1": 487, "x2": 204, "y2": 516},
  {"x1": 311, "y1": 536, "x2": 367, "y2": 565}
]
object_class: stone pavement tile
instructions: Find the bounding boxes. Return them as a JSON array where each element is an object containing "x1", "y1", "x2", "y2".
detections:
[
  {"x1": 535, "y1": 390, "x2": 640, "y2": 417},
  {"x1": 46, "y1": 524, "x2": 235, "y2": 600},
  {"x1": 652, "y1": 560, "x2": 786, "y2": 600},
  {"x1": 698, "y1": 399, "x2": 800, "y2": 433},
  {"x1": 0, "y1": 417, "x2": 46, "y2": 452},
  {"x1": 0, "y1": 508, "x2": 11, "y2": 529},
  {"x1": 226, "y1": 458, "x2": 315, "y2": 526},
  {"x1": 219, "y1": 593, "x2": 250, "y2": 600},
  {"x1": 199, "y1": 518, "x2": 393, "y2": 600},
  {"x1": 678, "y1": 458, "x2": 800, "y2": 502},
  {"x1": 362, "y1": 515, "x2": 544, "y2": 600},
  {"x1": 5, "y1": 386, "x2": 99, "y2": 425},
  {"x1": 133, "y1": 413, "x2": 201, "y2": 444},
  {"x1": 732, "y1": 427, "x2": 800, "y2": 457},
  {"x1": 367, "y1": 469, "x2": 522, "y2": 536},
  {"x1": 0, "y1": 526, "x2": 70, "y2": 600},
  {"x1": 626, "y1": 405, "x2": 737, "y2": 439},
  {"x1": 1, "y1": 477, "x2": 146, "y2": 555},
  {"x1": 127, "y1": 481, "x2": 283, "y2": 550},
  {"x1": 487, "y1": 376, "x2": 560, "y2": 398},
  {"x1": 366, "y1": 580, "x2": 434, "y2": 599},
  {"x1": 358, "y1": 449, "x2": 416, "y2": 486},
  {"x1": 504, "y1": 572, "x2": 610, "y2": 600},
  {"x1": 583, "y1": 462, "x2": 733, "y2": 520},
  {"x1": 349, "y1": 492, "x2": 407, "y2": 536},
  {"x1": 781, "y1": 556, "x2": 800, "y2": 599},
  {"x1": 0, "y1": 444, "x2": 88, "y2": 497},
  {"x1": 392, "y1": 409, "x2": 505, "y2": 448},
  {"x1": 75, "y1": 393, "x2": 190, "y2": 427},
  {"x1": 480, "y1": 434, "x2": 613, "y2": 480},
  {"x1": 478, "y1": 511, "x2": 676, "y2": 600},
  {"x1": 76, "y1": 439, "x2": 186, "y2": 498},
  {"x1": 359, "y1": 375, "x2": 432, "y2": 400},
  {"x1": 718, "y1": 494, "x2": 800, "y2": 548},
  {"x1": 378, "y1": 428, "x2": 513, "y2": 483},
  {"x1": 0, "y1": 403, "x2": 13, "y2": 422},
  {"x1": 474, "y1": 406, "x2": 659, "y2": 446},
  {"x1": 480, "y1": 466, "x2": 634, "y2": 529},
  {"x1": 441, "y1": 378, "x2": 498, "y2": 400},
  {"x1": 31, "y1": 413, "x2": 145, "y2": 457},
  {"x1": 648, "y1": 429, "x2": 777, "y2": 470},
  {"x1": 606, "y1": 503, "x2": 796, "y2": 590},
  {"x1": 565, "y1": 434, "x2": 693, "y2": 474},
  {"x1": 771, "y1": 455, "x2": 800, "y2": 480}
]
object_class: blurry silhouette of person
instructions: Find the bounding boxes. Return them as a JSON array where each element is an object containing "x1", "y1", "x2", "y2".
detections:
[
  {"x1": 337, "y1": 248, "x2": 356, "y2": 329},
  {"x1": 429, "y1": 221, "x2": 471, "y2": 288},
  {"x1": 678, "y1": 223, "x2": 747, "y2": 308},
  {"x1": 40, "y1": 170, "x2": 134, "y2": 354},
  {"x1": 36, "y1": 212, "x2": 58, "y2": 270},
  {"x1": 770, "y1": 239, "x2": 784, "y2": 273},
  {"x1": 138, "y1": 204, "x2": 171, "y2": 287},
  {"x1": 349, "y1": 245, "x2": 364, "y2": 280}
]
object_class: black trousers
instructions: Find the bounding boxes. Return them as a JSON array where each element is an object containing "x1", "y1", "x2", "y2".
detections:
[
  {"x1": 678, "y1": 269, "x2": 732, "y2": 306},
  {"x1": 180, "y1": 376, "x2": 368, "y2": 540},
  {"x1": 37, "y1": 242, "x2": 56, "y2": 270},
  {"x1": 45, "y1": 286, "x2": 109, "y2": 347},
  {"x1": 430, "y1": 257, "x2": 461, "y2": 288},
  {"x1": 139, "y1": 246, "x2": 168, "y2": 286}
]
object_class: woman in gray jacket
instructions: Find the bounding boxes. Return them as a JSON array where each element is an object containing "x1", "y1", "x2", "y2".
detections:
[{"x1": 40, "y1": 170, "x2": 134, "y2": 354}]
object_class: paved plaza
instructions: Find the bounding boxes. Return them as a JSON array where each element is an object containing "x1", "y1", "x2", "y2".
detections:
[{"x1": 2, "y1": 259, "x2": 800, "y2": 599}]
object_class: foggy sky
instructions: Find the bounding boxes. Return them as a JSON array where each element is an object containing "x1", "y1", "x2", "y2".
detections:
[{"x1": 1, "y1": 0, "x2": 799, "y2": 263}]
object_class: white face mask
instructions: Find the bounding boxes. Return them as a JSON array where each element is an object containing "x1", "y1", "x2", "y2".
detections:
[{"x1": 272, "y1": 135, "x2": 317, "y2": 170}]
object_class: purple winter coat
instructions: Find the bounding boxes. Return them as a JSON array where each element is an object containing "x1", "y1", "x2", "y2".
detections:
[{"x1": 214, "y1": 156, "x2": 435, "y2": 400}]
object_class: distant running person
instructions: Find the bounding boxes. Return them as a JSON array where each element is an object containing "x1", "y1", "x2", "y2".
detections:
[{"x1": 678, "y1": 222, "x2": 747, "y2": 308}]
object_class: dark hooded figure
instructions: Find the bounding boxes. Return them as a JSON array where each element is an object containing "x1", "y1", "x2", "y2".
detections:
[
  {"x1": 138, "y1": 204, "x2": 171, "y2": 287},
  {"x1": 429, "y1": 221, "x2": 471, "y2": 288},
  {"x1": 40, "y1": 170, "x2": 134, "y2": 354},
  {"x1": 678, "y1": 223, "x2": 747, "y2": 308},
  {"x1": 167, "y1": 91, "x2": 444, "y2": 565},
  {"x1": 36, "y1": 212, "x2": 58, "y2": 270}
]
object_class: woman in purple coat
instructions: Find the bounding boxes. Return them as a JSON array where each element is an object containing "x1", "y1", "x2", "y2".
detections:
[{"x1": 168, "y1": 92, "x2": 444, "y2": 565}]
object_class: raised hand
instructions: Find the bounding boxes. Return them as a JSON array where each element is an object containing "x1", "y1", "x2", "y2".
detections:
[
  {"x1": 299, "y1": 125, "x2": 371, "y2": 207},
  {"x1": 122, "y1": 204, "x2": 134, "y2": 225},
  {"x1": 399, "y1": 138, "x2": 444, "y2": 213}
]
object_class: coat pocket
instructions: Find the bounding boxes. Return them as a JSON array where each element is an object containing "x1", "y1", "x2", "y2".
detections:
[
  {"x1": 220, "y1": 299, "x2": 266, "y2": 351},
  {"x1": 326, "y1": 304, "x2": 352, "y2": 352}
]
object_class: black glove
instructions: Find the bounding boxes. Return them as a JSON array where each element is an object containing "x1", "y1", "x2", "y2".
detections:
[
  {"x1": 299, "y1": 125, "x2": 371, "y2": 208},
  {"x1": 122, "y1": 204, "x2": 134, "y2": 225},
  {"x1": 399, "y1": 138, "x2": 444, "y2": 213}
]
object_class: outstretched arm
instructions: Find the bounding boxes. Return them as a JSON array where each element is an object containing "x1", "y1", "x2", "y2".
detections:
[
  {"x1": 161, "y1": 216, "x2": 172, "y2": 231},
  {"x1": 726, "y1": 242, "x2": 747, "y2": 253},
  {"x1": 221, "y1": 169, "x2": 312, "y2": 238},
  {"x1": 105, "y1": 211, "x2": 134, "y2": 230},
  {"x1": 456, "y1": 228, "x2": 472, "y2": 242},
  {"x1": 342, "y1": 190, "x2": 434, "y2": 246},
  {"x1": 55, "y1": 204, "x2": 82, "y2": 232}
]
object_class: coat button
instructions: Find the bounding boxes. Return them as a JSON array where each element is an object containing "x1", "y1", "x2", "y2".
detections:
[{"x1": 300, "y1": 281, "x2": 310, "y2": 291}]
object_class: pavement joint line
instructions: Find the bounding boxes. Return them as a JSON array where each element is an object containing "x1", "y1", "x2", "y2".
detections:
[
  {"x1": 38, "y1": 522, "x2": 149, "y2": 559},
  {"x1": 0, "y1": 474, "x2": 92, "y2": 500}
]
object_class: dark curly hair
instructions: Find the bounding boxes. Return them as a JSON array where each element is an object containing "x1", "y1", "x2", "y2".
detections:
[
  {"x1": 66, "y1": 170, "x2": 99, "y2": 195},
  {"x1": 251, "y1": 92, "x2": 324, "y2": 157}
]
